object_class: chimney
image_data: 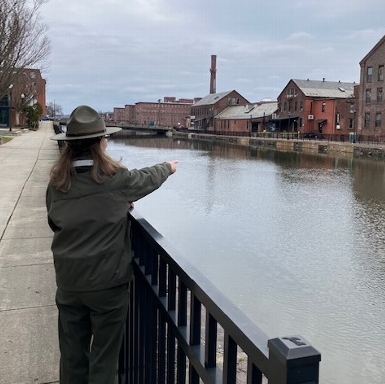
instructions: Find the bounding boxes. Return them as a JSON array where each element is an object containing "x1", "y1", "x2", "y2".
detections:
[{"x1": 210, "y1": 55, "x2": 217, "y2": 94}]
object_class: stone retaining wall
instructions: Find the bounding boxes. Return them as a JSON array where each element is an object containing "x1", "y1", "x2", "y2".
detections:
[{"x1": 176, "y1": 132, "x2": 385, "y2": 160}]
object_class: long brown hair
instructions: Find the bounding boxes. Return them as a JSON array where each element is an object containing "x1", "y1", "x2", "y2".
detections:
[{"x1": 49, "y1": 138, "x2": 125, "y2": 192}]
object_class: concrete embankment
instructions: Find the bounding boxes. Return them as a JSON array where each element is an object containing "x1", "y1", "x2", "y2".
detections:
[
  {"x1": 0, "y1": 122, "x2": 59, "y2": 383},
  {"x1": 173, "y1": 131, "x2": 385, "y2": 159}
]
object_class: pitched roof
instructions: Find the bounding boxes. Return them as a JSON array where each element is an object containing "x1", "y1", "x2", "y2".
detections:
[
  {"x1": 360, "y1": 34, "x2": 385, "y2": 64},
  {"x1": 192, "y1": 90, "x2": 236, "y2": 106},
  {"x1": 292, "y1": 79, "x2": 356, "y2": 98},
  {"x1": 216, "y1": 101, "x2": 278, "y2": 120}
]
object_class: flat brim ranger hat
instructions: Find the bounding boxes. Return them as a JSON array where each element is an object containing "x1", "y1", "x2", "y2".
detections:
[{"x1": 51, "y1": 105, "x2": 121, "y2": 141}]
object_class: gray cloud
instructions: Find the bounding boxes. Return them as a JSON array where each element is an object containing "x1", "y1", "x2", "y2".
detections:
[{"x1": 41, "y1": 0, "x2": 385, "y2": 113}]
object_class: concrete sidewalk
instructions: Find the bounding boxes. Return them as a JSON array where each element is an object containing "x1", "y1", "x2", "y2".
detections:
[{"x1": 0, "y1": 122, "x2": 59, "y2": 383}]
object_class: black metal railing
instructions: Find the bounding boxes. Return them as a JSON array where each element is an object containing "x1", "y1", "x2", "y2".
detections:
[
  {"x1": 183, "y1": 130, "x2": 385, "y2": 145},
  {"x1": 53, "y1": 123, "x2": 65, "y2": 149},
  {"x1": 118, "y1": 210, "x2": 321, "y2": 384}
]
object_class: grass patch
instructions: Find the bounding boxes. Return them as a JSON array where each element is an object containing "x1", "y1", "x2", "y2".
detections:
[{"x1": 0, "y1": 136, "x2": 14, "y2": 145}]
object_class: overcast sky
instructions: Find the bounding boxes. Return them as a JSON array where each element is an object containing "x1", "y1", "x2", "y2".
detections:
[{"x1": 41, "y1": 0, "x2": 385, "y2": 114}]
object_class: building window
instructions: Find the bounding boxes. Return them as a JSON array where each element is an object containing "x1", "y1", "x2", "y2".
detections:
[
  {"x1": 375, "y1": 113, "x2": 382, "y2": 128},
  {"x1": 367, "y1": 66, "x2": 373, "y2": 82},
  {"x1": 228, "y1": 97, "x2": 240, "y2": 106},
  {"x1": 287, "y1": 88, "x2": 293, "y2": 97},
  {"x1": 294, "y1": 101, "x2": 297, "y2": 111},
  {"x1": 349, "y1": 118, "x2": 354, "y2": 129},
  {"x1": 283, "y1": 102, "x2": 287, "y2": 111},
  {"x1": 0, "y1": 95, "x2": 8, "y2": 107},
  {"x1": 300, "y1": 101, "x2": 303, "y2": 111},
  {"x1": 364, "y1": 113, "x2": 370, "y2": 128},
  {"x1": 322, "y1": 102, "x2": 326, "y2": 112},
  {"x1": 366, "y1": 89, "x2": 372, "y2": 104},
  {"x1": 377, "y1": 88, "x2": 383, "y2": 103},
  {"x1": 379, "y1": 65, "x2": 384, "y2": 81}
]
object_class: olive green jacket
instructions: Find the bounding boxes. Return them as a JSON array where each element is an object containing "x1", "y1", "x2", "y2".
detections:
[{"x1": 46, "y1": 163, "x2": 172, "y2": 292}]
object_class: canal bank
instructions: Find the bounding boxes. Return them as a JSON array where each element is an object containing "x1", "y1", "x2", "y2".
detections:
[{"x1": 172, "y1": 131, "x2": 385, "y2": 159}]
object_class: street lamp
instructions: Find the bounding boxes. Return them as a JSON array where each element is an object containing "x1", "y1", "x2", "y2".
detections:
[
  {"x1": 8, "y1": 84, "x2": 13, "y2": 132},
  {"x1": 20, "y1": 94, "x2": 25, "y2": 127}
]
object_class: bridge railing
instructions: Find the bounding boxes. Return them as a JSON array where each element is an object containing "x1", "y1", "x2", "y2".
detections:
[{"x1": 118, "y1": 210, "x2": 321, "y2": 384}]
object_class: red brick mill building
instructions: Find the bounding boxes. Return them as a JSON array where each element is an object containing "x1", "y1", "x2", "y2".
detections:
[
  {"x1": 191, "y1": 90, "x2": 248, "y2": 131},
  {"x1": 113, "y1": 97, "x2": 196, "y2": 128},
  {"x1": 357, "y1": 34, "x2": 385, "y2": 140},
  {"x1": 273, "y1": 78, "x2": 358, "y2": 140}
]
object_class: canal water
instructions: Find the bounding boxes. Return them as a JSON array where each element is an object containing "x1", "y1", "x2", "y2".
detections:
[{"x1": 108, "y1": 135, "x2": 385, "y2": 384}]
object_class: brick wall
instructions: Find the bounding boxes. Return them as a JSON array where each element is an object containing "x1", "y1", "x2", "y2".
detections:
[{"x1": 358, "y1": 36, "x2": 385, "y2": 135}]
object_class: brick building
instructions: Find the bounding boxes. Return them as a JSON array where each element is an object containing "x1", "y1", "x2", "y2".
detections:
[
  {"x1": 357, "y1": 34, "x2": 385, "y2": 139},
  {"x1": 113, "y1": 97, "x2": 194, "y2": 128},
  {"x1": 0, "y1": 68, "x2": 46, "y2": 128},
  {"x1": 214, "y1": 101, "x2": 278, "y2": 135},
  {"x1": 274, "y1": 79, "x2": 357, "y2": 139},
  {"x1": 113, "y1": 104, "x2": 135, "y2": 124},
  {"x1": 191, "y1": 90, "x2": 249, "y2": 131}
]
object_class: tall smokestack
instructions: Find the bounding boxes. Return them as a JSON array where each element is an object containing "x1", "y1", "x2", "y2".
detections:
[{"x1": 210, "y1": 55, "x2": 217, "y2": 94}]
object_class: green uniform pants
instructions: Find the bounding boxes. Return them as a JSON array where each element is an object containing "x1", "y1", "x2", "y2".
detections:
[{"x1": 55, "y1": 284, "x2": 130, "y2": 384}]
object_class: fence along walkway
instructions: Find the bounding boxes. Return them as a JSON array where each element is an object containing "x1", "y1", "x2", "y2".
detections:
[{"x1": 118, "y1": 210, "x2": 321, "y2": 384}]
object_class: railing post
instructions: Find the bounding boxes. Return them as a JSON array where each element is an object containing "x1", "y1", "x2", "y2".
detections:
[{"x1": 267, "y1": 335, "x2": 321, "y2": 384}]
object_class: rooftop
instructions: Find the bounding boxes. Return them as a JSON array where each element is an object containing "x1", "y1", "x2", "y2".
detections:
[
  {"x1": 216, "y1": 101, "x2": 278, "y2": 120},
  {"x1": 292, "y1": 79, "x2": 356, "y2": 98},
  {"x1": 193, "y1": 90, "x2": 236, "y2": 106}
]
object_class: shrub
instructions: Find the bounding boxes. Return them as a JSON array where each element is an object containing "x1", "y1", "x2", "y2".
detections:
[{"x1": 24, "y1": 103, "x2": 43, "y2": 130}]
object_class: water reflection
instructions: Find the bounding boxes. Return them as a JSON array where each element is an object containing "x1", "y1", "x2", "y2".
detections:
[{"x1": 108, "y1": 136, "x2": 385, "y2": 384}]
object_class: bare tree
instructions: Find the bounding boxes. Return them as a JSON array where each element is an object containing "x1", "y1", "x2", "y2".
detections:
[
  {"x1": 46, "y1": 101, "x2": 63, "y2": 118},
  {"x1": 0, "y1": 0, "x2": 51, "y2": 99}
]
